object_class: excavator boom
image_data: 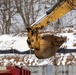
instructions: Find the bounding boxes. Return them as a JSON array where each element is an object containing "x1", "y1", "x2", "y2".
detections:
[
  {"x1": 31, "y1": 0, "x2": 76, "y2": 29},
  {"x1": 27, "y1": 0, "x2": 76, "y2": 59}
]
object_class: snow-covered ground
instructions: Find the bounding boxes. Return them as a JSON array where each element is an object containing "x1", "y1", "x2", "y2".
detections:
[
  {"x1": 0, "y1": 53, "x2": 76, "y2": 66},
  {"x1": 0, "y1": 27, "x2": 76, "y2": 51},
  {"x1": 59, "y1": 27, "x2": 76, "y2": 49},
  {"x1": 0, "y1": 33, "x2": 30, "y2": 51},
  {"x1": 0, "y1": 27, "x2": 76, "y2": 66}
]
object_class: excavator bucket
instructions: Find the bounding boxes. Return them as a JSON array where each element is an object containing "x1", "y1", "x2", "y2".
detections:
[{"x1": 34, "y1": 35, "x2": 66, "y2": 59}]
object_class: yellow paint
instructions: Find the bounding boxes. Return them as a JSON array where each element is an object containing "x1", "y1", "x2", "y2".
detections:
[{"x1": 27, "y1": 0, "x2": 76, "y2": 59}]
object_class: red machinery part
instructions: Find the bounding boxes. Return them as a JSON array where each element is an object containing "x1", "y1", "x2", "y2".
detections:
[{"x1": 0, "y1": 66, "x2": 31, "y2": 75}]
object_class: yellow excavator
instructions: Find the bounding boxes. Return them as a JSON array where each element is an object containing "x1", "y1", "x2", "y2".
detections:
[{"x1": 27, "y1": 0, "x2": 76, "y2": 59}]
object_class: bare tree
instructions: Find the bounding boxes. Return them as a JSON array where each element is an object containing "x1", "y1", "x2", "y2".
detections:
[
  {"x1": 15, "y1": 0, "x2": 41, "y2": 29},
  {"x1": 0, "y1": 0, "x2": 16, "y2": 34},
  {"x1": 1, "y1": 0, "x2": 73, "y2": 34}
]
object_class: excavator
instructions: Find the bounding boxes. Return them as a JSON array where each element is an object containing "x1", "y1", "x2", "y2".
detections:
[{"x1": 27, "y1": 0, "x2": 76, "y2": 59}]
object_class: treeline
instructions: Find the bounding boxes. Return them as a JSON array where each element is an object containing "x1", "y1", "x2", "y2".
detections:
[
  {"x1": 0, "y1": 0, "x2": 55, "y2": 34},
  {"x1": 0, "y1": 0, "x2": 76, "y2": 34}
]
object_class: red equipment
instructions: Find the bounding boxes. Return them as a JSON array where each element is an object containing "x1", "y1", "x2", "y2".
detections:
[{"x1": 0, "y1": 66, "x2": 31, "y2": 75}]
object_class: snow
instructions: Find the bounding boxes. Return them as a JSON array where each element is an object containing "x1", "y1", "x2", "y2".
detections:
[
  {"x1": 0, "y1": 27, "x2": 76, "y2": 51},
  {"x1": 60, "y1": 33, "x2": 75, "y2": 49},
  {"x1": 0, "y1": 27, "x2": 76, "y2": 66},
  {"x1": 0, "y1": 34, "x2": 30, "y2": 51},
  {"x1": 3, "y1": 59, "x2": 9, "y2": 66},
  {"x1": 58, "y1": 28, "x2": 76, "y2": 49},
  {"x1": 12, "y1": 37, "x2": 29, "y2": 51},
  {"x1": 0, "y1": 0, "x2": 76, "y2": 67}
]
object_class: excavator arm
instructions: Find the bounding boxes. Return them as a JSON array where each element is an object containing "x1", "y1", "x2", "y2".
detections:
[
  {"x1": 27, "y1": 0, "x2": 76, "y2": 59},
  {"x1": 30, "y1": 0, "x2": 76, "y2": 29}
]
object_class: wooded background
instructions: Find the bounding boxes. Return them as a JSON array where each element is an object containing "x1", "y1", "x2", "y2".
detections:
[{"x1": 0, "y1": 0, "x2": 76, "y2": 34}]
